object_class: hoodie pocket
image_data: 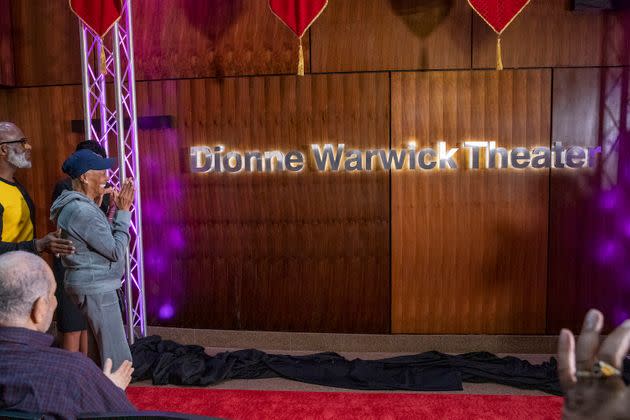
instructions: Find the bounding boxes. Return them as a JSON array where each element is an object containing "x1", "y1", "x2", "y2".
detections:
[{"x1": 98, "y1": 290, "x2": 120, "y2": 308}]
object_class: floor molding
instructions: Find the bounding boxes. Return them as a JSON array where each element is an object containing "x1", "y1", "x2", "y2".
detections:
[{"x1": 146, "y1": 326, "x2": 559, "y2": 354}]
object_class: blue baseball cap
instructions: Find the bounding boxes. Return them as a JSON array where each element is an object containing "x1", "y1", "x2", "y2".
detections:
[{"x1": 62, "y1": 149, "x2": 116, "y2": 179}]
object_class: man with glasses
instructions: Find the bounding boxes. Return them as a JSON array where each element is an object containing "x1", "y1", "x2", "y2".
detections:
[{"x1": 0, "y1": 122, "x2": 75, "y2": 256}]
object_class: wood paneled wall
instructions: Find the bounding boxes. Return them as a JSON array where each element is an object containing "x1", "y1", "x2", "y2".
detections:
[
  {"x1": 391, "y1": 70, "x2": 550, "y2": 334},
  {"x1": 547, "y1": 67, "x2": 630, "y2": 333},
  {"x1": 0, "y1": 86, "x2": 83, "y2": 234},
  {"x1": 133, "y1": 0, "x2": 308, "y2": 80},
  {"x1": 135, "y1": 75, "x2": 390, "y2": 332},
  {"x1": 473, "y1": 0, "x2": 630, "y2": 68},
  {"x1": 311, "y1": 0, "x2": 471, "y2": 72},
  {"x1": 7, "y1": 0, "x2": 630, "y2": 85},
  {"x1": 10, "y1": 0, "x2": 81, "y2": 86},
  {"x1": 7, "y1": 0, "x2": 307, "y2": 86},
  {"x1": 0, "y1": 0, "x2": 14, "y2": 86},
  {"x1": 0, "y1": 0, "x2": 628, "y2": 333}
]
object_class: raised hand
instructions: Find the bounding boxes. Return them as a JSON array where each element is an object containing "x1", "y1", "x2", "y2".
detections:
[
  {"x1": 113, "y1": 178, "x2": 135, "y2": 212},
  {"x1": 102, "y1": 358, "x2": 134, "y2": 390},
  {"x1": 95, "y1": 185, "x2": 115, "y2": 208},
  {"x1": 558, "y1": 309, "x2": 630, "y2": 420}
]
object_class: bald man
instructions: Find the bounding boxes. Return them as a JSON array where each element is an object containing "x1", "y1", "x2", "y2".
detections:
[
  {"x1": 0, "y1": 122, "x2": 74, "y2": 255},
  {"x1": 0, "y1": 251, "x2": 136, "y2": 418}
]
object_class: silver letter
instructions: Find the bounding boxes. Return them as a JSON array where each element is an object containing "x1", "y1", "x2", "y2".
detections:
[
  {"x1": 531, "y1": 147, "x2": 551, "y2": 168},
  {"x1": 190, "y1": 146, "x2": 212, "y2": 173},
  {"x1": 311, "y1": 144, "x2": 344, "y2": 171},
  {"x1": 588, "y1": 146, "x2": 601, "y2": 168},
  {"x1": 224, "y1": 151, "x2": 243, "y2": 173},
  {"x1": 378, "y1": 149, "x2": 407, "y2": 170},
  {"x1": 244, "y1": 151, "x2": 263, "y2": 172},
  {"x1": 418, "y1": 148, "x2": 436, "y2": 170},
  {"x1": 489, "y1": 143, "x2": 508, "y2": 169},
  {"x1": 344, "y1": 150, "x2": 363, "y2": 171},
  {"x1": 566, "y1": 146, "x2": 586, "y2": 168},
  {"x1": 510, "y1": 147, "x2": 530, "y2": 169},
  {"x1": 264, "y1": 150, "x2": 285, "y2": 172},
  {"x1": 285, "y1": 151, "x2": 305, "y2": 172},
  {"x1": 463, "y1": 141, "x2": 488, "y2": 169},
  {"x1": 437, "y1": 141, "x2": 458, "y2": 169}
]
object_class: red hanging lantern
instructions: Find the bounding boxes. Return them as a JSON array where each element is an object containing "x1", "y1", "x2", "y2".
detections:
[
  {"x1": 269, "y1": 0, "x2": 328, "y2": 76},
  {"x1": 468, "y1": 0, "x2": 531, "y2": 70},
  {"x1": 69, "y1": 0, "x2": 123, "y2": 37},
  {"x1": 69, "y1": 0, "x2": 123, "y2": 73}
]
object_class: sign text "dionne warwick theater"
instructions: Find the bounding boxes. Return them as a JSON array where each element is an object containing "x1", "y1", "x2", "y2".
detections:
[{"x1": 190, "y1": 141, "x2": 601, "y2": 173}]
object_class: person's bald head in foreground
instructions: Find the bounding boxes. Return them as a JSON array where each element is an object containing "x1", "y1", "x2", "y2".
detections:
[{"x1": 0, "y1": 251, "x2": 57, "y2": 332}]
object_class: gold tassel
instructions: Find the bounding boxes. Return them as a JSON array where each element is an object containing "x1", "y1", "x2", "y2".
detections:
[
  {"x1": 297, "y1": 38, "x2": 304, "y2": 76},
  {"x1": 496, "y1": 36, "x2": 503, "y2": 71},
  {"x1": 100, "y1": 47, "x2": 107, "y2": 75}
]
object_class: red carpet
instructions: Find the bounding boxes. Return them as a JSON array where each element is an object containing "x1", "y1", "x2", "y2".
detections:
[{"x1": 126, "y1": 386, "x2": 563, "y2": 419}]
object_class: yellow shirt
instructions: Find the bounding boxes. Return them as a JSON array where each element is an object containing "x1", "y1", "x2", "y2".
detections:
[{"x1": 0, "y1": 177, "x2": 35, "y2": 242}]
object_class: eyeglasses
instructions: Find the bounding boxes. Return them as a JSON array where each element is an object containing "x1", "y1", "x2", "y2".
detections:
[{"x1": 0, "y1": 138, "x2": 28, "y2": 146}]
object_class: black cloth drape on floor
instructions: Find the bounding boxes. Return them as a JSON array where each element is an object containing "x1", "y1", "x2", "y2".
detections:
[{"x1": 131, "y1": 335, "x2": 630, "y2": 395}]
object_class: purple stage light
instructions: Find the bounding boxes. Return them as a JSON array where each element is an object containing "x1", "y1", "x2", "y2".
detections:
[
  {"x1": 617, "y1": 270, "x2": 630, "y2": 292},
  {"x1": 166, "y1": 177, "x2": 183, "y2": 199},
  {"x1": 612, "y1": 308, "x2": 629, "y2": 327},
  {"x1": 158, "y1": 303, "x2": 175, "y2": 320},
  {"x1": 143, "y1": 155, "x2": 160, "y2": 173},
  {"x1": 142, "y1": 201, "x2": 165, "y2": 223},
  {"x1": 598, "y1": 189, "x2": 620, "y2": 211},
  {"x1": 165, "y1": 130, "x2": 178, "y2": 147},
  {"x1": 145, "y1": 249, "x2": 168, "y2": 274},
  {"x1": 167, "y1": 227, "x2": 186, "y2": 250},
  {"x1": 595, "y1": 240, "x2": 621, "y2": 264}
]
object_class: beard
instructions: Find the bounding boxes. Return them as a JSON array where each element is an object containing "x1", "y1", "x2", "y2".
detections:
[{"x1": 7, "y1": 146, "x2": 32, "y2": 169}]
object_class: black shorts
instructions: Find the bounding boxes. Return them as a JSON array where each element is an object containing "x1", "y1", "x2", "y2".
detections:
[{"x1": 53, "y1": 258, "x2": 88, "y2": 333}]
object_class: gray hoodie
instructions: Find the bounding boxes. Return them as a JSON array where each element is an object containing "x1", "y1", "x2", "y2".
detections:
[{"x1": 50, "y1": 190, "x2": 131, "y2": 295}]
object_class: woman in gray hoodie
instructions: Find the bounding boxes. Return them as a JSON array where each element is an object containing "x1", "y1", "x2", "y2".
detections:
[{"x1": 50, "y1": 149, "x2": 136, "y2": 371}]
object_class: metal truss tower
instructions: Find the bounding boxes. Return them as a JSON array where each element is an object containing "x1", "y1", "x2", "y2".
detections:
[
  {"x1": 78, "y1": 0, "x2": 146, "y2": 343},
  {"x1": 596, "y1": 14, "x2": 629, "y2": 189}
]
